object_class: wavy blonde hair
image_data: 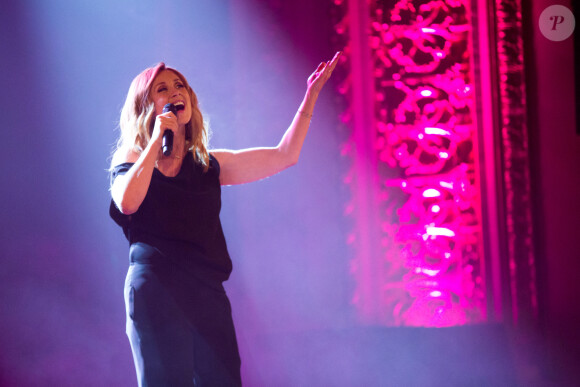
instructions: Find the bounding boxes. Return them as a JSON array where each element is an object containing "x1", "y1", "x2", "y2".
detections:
[{"x1": 114, "y1": 62, "x2": 210, "y2": 171}]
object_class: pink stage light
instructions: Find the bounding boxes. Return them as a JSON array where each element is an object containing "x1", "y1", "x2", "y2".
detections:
[
  {"x1": 423, "y1": 188, "x2": 442, "y2": 198},
  {"x1": 426, "y1": 226, "x2": 456, "y2": 238},
  {"x1": 424, "y1": 127, "x2": 451, "y2": 136}
]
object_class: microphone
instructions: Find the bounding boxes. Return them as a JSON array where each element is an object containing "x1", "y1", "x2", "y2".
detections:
[{"x1": 161, "y1": 103, "x2": 184, "y2": 156}]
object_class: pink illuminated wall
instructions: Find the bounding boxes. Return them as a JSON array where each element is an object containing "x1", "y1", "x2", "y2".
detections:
[{"x1": 335, "y1": 0, "x2": 487, "y2": 326}]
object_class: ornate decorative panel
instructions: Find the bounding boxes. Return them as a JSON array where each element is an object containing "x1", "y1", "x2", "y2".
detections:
[
  {"x1": 333, "y1": 0, "x2": 537, "y2": 326},
  {"x1": 334, "y1": 0, "x2": 486, "y2": 326}
]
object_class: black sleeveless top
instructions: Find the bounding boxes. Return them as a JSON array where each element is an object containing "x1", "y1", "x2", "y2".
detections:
[{"x1": 109, "y1": 152, "x2": 232, "y2": 283}]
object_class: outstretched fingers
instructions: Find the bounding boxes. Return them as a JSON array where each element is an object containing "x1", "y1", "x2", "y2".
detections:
[
  {"x1": 325, "y1": 51, "x2": 341, "y2": 75},
  {"x1": 308, "y1": 51, "x2": 342, "y2": 92}
]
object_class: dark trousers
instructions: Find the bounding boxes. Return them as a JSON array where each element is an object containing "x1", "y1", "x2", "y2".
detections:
[{"x1": 124, "y1": 243, "x2": 241, "y2": 387}]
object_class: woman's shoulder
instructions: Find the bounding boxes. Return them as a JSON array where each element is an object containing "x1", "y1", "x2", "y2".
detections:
[{"x1": 111, "y1": 146, "x2": 140, "y2": 168}]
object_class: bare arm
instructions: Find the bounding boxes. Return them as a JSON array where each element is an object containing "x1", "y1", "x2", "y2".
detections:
[
  {"x1": 110, "y1": 141, "x2": 159, "y2": 215},
  {"x1": 213, "y1": 51, "x2": 341, "y2": 186}
]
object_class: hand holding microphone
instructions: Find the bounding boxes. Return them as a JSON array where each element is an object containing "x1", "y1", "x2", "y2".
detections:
[{"x1": 161, "y1": 103, "x2": 185, "y2": 156}]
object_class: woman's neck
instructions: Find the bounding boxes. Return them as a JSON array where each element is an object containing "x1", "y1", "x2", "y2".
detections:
[{"x1": 156, "y1": 127, "x2": 187, "y2": 177}]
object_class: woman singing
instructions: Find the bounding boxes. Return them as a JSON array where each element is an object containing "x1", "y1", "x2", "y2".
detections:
[{"x1": 109, "y1": 51, "x2": 341, "y2": 386}]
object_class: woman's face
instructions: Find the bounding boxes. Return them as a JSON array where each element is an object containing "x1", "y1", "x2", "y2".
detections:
[{"x1": 149, "y1": 69, "x2": 193, "y2": 126}]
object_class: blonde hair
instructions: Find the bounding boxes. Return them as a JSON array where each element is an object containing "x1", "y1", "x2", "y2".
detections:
[{"x1": 114, "y1": 62, "x2": 210, "y2": 171}]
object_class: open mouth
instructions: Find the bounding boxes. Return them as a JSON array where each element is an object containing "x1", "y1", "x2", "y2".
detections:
[{"x1": 174, "y1": 101, "x2": 185, "y2": 111}]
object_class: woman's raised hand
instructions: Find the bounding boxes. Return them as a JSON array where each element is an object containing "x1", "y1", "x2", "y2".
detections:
[{"x1": 306, "y1": 51, "x2": 342, "y2": 96}]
